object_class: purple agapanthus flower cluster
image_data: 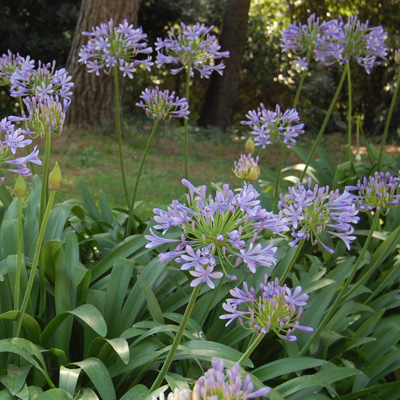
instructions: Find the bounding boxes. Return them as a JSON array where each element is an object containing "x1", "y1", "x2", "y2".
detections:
[
  {"x1": 78, "y1": 18, "x2": 153, "y2": 77},
  {"x1": 346, "y1": 172, "x2": 400, "y2": 213},
  {"x1": 241, "y1": 104, "x2": 305, "y2": 148},
  {"x1": 10, "y1": 59, "x2": 73, "y2": 99},
  {"x1": 278, "y1": 178, "x2": 359, "y2": 253},
  {"x1": 0, "y1": 117, "x2": 42, "y2": 183},
  {"x1": 155, "y1": 22, "x2": 230, "y2": 78},
  {"x1": 234, "y1": 154, "x2": 260, "y2": 182},
  {"x1": 145, "y1": 179, "x2": 289, "y2": 288},
  {"x1": 281, "y1": 14, "x2": 387, "y2": 73},
  {"x1": 192, "y1": 358, "x2": 270, "y2": 399},
  {"x1": 136, "y1": 87, "x2": 189, "y2": 121},
  {"x1": 221, "y1": 274, "x2": 312, "y2": 342},
  {"x1": 280, "y1": 14, "x2": 322, "y2": 71},
  {"x1": 0, "y1": 51, "x2": 35, "y2": 87},
  {"x1": 18, "y1": 95, "x2": 71, "y2": 138}
]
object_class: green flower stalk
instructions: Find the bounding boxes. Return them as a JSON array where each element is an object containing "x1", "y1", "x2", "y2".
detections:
[
  {"x1": 150, "y1": 285, "x2": 201, "y2": 392},
  {"x1": 126, "y1": 87, "x2": 189, "y2": 236},
  {"x1": 155, "y1": 22, "x2": 229, "y2": 181},
  {"x1": 14, "y1": 176, "x2": 26, "y2": 321},
  {"x1": 78, "y1": 18, "x2": 153, "y2": 210},
  {"x1": 300, "y1": 64, "x2": 348, "y2": 181},
  {"x1": 15, "y1": 163, "x2": 60, "y2": 338}
]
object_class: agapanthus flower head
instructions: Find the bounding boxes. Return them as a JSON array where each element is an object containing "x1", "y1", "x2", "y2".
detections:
[
  {"x1": 192, "y1": 357, "x2": 269, "y2": 399},
  {"x1": 346, "y1": 171, "x2": 400, "y2": 213},
  {"x1": 22, "y1": 95, "x2": 70, "y2": 138},
  {"x1": 241, "y1": 104, "x2": 304, "y2": 149},
  {"x1": 10, "y1": 59, "x2": 73, "y2": 98},
  {"x1": 0, "y1": 51, "x2": 35, "y2": 87},
  {"x1": 316, "y1": 16, "x2": 387, "y2": 73},
  {"x1": 152, "y1": 388, "x2": 192, "y2": 400},
  {"x1": 136, "y1": 86, "x2": 189, "y2": 121},
  {"x1": 145, "y1": 179, "x2": 288, "y2": 287},
  {"x1": 280, "y1": 14, "x2": 322, "y2": 71},
  {"x1": 234, "y1": 154, "x2": 260, "y2": 182},
  {"x1": 1, "y1": 117, "x2": 42, "y2": 182},
  {"x1": 221, "y1": 274, "x2": 312, "y2": 342},
  {"x1": 78, "y1": 18, "x2": 153, "y2": 77},
  {"x1": 278, "y1": 178, "x2": 359, "y2": 253},
  {"x1": 155, "y1": 22, "x2": 229, "y2": 78}
]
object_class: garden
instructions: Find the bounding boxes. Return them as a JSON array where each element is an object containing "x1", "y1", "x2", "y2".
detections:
[{"x1": 1, "y1": 9, "x2": 400, "y2": 400}]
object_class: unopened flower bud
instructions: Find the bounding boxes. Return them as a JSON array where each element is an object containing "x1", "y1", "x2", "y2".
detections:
[
  {"x1": 49, "y1": 161, "x2": 62, "y2": 190},
  {"x1": 355, "y1": 153, "x2": 362, "y2": 162},
  {"x1": 234, "y1": 154, "x2": 260, "y2": 182},
  {"x1": 14, "y1": 175, "x2": 27, "y2": 197},
  {"x1": 245, "y1": 137, "x2": 255, "y2": 153}
]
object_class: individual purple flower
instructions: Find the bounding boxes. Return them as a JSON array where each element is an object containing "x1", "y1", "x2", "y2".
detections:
[
  {"x1": 241, "y1": 104, "x2": 304, "y2": 149},
  {"x1": 234, "y1": 153, "x2": 260, "y2": 182},
  {"x1": 278, "y1": 178, "x2": 360, "y2": 253},
  {"x1": 221, "y1": 274, "x2": 313, "y2": 342},
  {"x1": 10, "y1": 60, "x2": 73, "y2": 99},
  {"x1": 23, "y1": 95, "x2": 70, "y2": 137},
  {"x1": 155, "y1": 22, "x2": 229, "y2": 78},
  {"x1": 136, "y1": 87, "x2": 189, "y2": 121},
  {"x1": 346, "y1": 172, "x2": 400, "y2": 213},
  {"x1": 1, "y1": 117, "x2": 41, "y2": 182},
  {"x1": 145, "y1": 179, "x2": 286, "y2": 287},
  {"x1": 78, "y1": 18, "x2": 153, "y2": 77},
  {"x1": 193, "y1": 357, "x2": 270, "y2": 399}
]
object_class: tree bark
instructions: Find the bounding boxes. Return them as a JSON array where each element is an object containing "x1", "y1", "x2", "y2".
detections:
[
  {"x1": 198, "y1": 0, "x2": 251, "y2": 132},
  {"x1": 65, "y1": 0, "x2": 140, "y2": 127}
]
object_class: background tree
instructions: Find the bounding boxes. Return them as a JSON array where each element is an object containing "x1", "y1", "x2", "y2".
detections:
[
  {"x1": 65, "y1": 0, "x2": 140, "y2": 127},
  {"x1": 198, "y1": 0, "x2": 251, "y2": 131}
]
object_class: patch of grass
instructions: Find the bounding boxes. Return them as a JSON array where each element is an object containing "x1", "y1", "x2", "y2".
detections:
[{"x1": 3, "y1": 121, "x2": 351, "y2": 220}]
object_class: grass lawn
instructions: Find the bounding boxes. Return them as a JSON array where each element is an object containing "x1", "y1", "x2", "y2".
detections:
[{"x1": 4, "y1": 119, "x2": 356, "y2": 220}]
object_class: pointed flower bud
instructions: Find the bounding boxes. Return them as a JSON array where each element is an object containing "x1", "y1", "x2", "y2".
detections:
[
  {"x1": 14, "y1": 175, "x2": 27, "y2": 197},
  {"x1": 245, "y1": 137, "x2": 255, "y2": 153},
  {"x1": 49, "y1": 161, "x2": 61, "y2": 190}
]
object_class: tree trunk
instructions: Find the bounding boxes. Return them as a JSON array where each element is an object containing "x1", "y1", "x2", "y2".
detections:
[
  {"x1": 65, "y1": 0, "x2": 140, "y2": 127},
  {"x1": 198, "y1": 0, "x2": 251, "y2": 132}
]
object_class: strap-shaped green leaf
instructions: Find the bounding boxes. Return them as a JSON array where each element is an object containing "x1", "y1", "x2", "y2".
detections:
[
  {"x1": 41, "y1": 304, "x2": 107, "y2": 347},
  {"x1": 68, "y1": 357, "x2": 116, "y2": 400}
]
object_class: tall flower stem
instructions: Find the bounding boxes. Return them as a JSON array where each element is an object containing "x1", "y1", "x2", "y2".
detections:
[
  {"x1": 275, "y1": 240, "x2": 305, "y2": 283},
  {"x1": 14, "y1": 196, "x2": 23, "y2": 314},
  {"x1": 298, "y1": 210, "x2": 380, "y2": 356},
  {"x1": 113, "y1": 66, "x2": 130, "y2": 210},
  {"x1": 273, "y1": 54, "x2": 309, "y2": 206},
  {"x1": 39, "y1": 132, "x2": 51, "y2": 224},
  {"x1": 184, "y1": 68, "x2": 191, "y2": 183},
  {"x1": 150, "y1": 284, "x2": 201, "y2": 392},
  {"x1": 126, "y1": 117, "x2": 161, "y2": 236},
  {"x1": 377, "y1": 68, "x2": 400, "y2": 169},
  {"x1": 238, "y1": 333, "x2": 264, "y2": 364},
  {"x1": 15, "y1": 189, "x2": 57, "y2": 338},
  {"x1": 300, "y1": 64, "x2": 348, "y2": 182},
  {"x1": 199, "y1": 276, "x2": 224, "y2": 328},
  {"x1": 346, "y1": 64, "x2": 353, "y2": 161},
  {"x1": 343, "y1": 210, "x2": 382, "y2": 301}
]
